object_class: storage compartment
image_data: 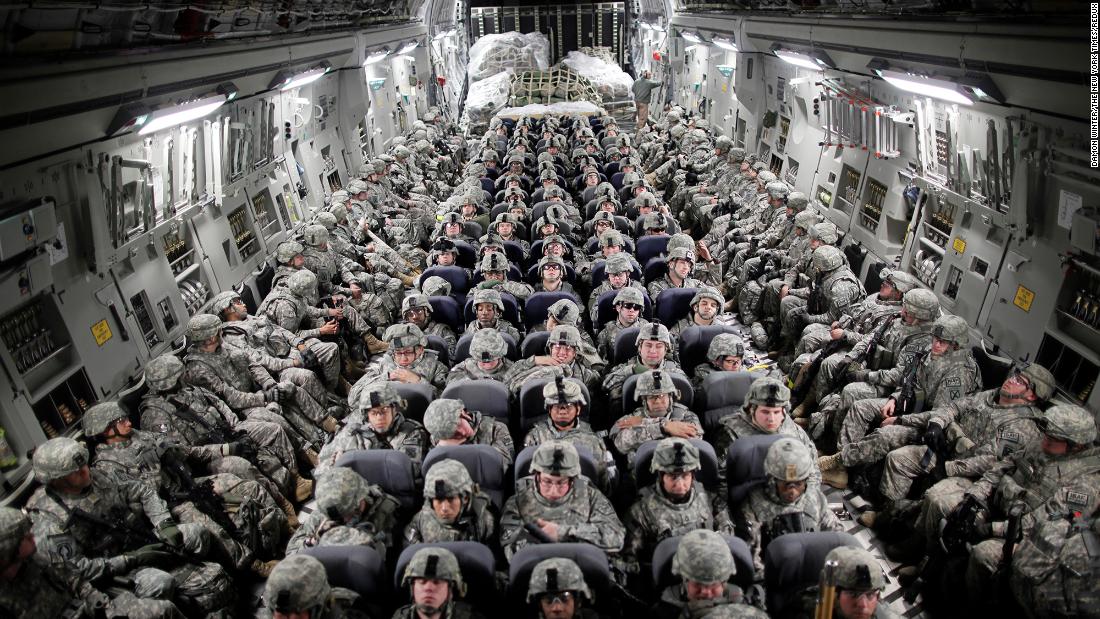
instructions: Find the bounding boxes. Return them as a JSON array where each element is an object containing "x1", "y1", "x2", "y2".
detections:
[
  {"x1": 1035, "y1": 332, "x2": 1098, "y2": 404},
  {"x1": 30, "y1": 369, "x2": 96, "y2": 437},
  {"x1": 859, "y1": 177, "x2": 887, "y2": 233},
  {"x1": 227, "y1": 205, "x2": 259, "y2": 260}
]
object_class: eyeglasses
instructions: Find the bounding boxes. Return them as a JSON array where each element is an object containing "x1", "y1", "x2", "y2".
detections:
[
  {"x1": 537, "y1": 476, "x2": 572, "y2": 490},
  {"x1": 543, "y1": 264, "x2": 562, "y2": 271},
  {"x1": 539, "y1": 592, "x2": 575, "y2": 605},
  {"x1": 618, "y1": 303, "x2": 642, "y2": 311}
]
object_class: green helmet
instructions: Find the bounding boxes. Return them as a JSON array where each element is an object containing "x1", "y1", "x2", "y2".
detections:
[
  {"x1": 527, "y1": 558, "x2": 593, "y2": 603},
  {"x1": 666, "y1": 246, "x2": 695, "y2": 263},
  {"x1": 425, "y1": 459, "x2": 475, "y2": 499},
  {"x1": 642, "y1": 213, "x2": 666, "y2": 231},
  {"x1": 265, "y1": 554, "x2": 331, "y2": 615},
  {"x1": 673, "y1": 529, "x2": 735, "y2": 584},
  {"x1": 881, "y1": 269, "x2": 919, "y2": 295},
  {"x1": 636, "y1": 192, "x2": 659, "y2": 209},
  {"x1": 635, "y1": 323, "x2": 672, "y2": 347},
  {"x1": 546, "y1": 299, "x2": 581, "y2": 326},
  {"x1": 667, "y1": 233, "x2": 695, "y2": 255},
  {"x1": 931, "y1": 314, "x2": 970, "y2": 347},
  {"x1": 209, "y1": 290, "x2": 240, "y2": 316},
  {"x1": 421, "y1": 276, "x2": 453, "y2": 297},
  {"x1": 902, "y1": 288, "x2": 940, "y2": 322},
  {"x1": 766, "y1": 181, "x2": 791, "y2": 200},
  {"x1": 605, "y1": 253, "x2": 633, "y2": 275},
  {"x1": 32, "y1": 437, "x2": 89, "y2": 483},
  {"x1": 357, "y1": 382, "x2": 404, "y2": 411},
  {"x1": 745, "y1": 377, "x2": 791, "y2": 410},
  {"x1": 635, "y1": 369, "x2": 680, "y2": 400},
  {"x1": 187, "y1": 313, "x2": 222, "y2": 342},
  {"x1": 401, "y1": 294, "x2": 433, "y2": 316},
  {"x1": 276, "y1": 241, "x2": 304, "y2": 264},
  {"x1": 794, "y1": 210, "x2": 820, "y2": 232},
  {"x1": 145, "y1": 354, "x2": 185, "y2": 392},
  {"x1": 82, "y1": 402, "x2": 127, "y2": 436},
  {"x1": 472, "y1": 288, "x2": 505, "y2": 314},
  {"x1": 1017, "y1": 363, "x2": 1056, "y2": 402},
  {"x1": 787, "y1": 192, "x2": 809, "y2": 211},
  {"x1": 477, "y1": 253, "x2": 510, "y2": 275},
  {"x1": 614, "y1": 287, "x2": 645, "y2": 307},
  {"x1": 547, "y1": 325, "x2": 582, "y2": 350},
  {"x1": 538, "y1": 255, "x2": 567, "y2": 274},
  {"x1": 707, "y1": 333, "x2": 746, "y2": 363},
  {"x1": 599, "y1": 230, "x2": 625, "y2": 249},
  {"x1": 287, "y1": 270, "x2": 320, "y2": 303},
  {"x1": 315, "y1": 467, "x2": 370, "y2": 522},
  {"x1": 757, "y1": 171, "x2": 778, "y2": 184},
  {"x1": 424, "y1": 399, "x2": 466, "y2": 442},
  {"x1": 315, "y1": 212, "x2": 338, "y2": 230},
  {"x1": 531, "y1": 440, "x2": 581, "y2": 477},
  {"x1": 812, "y1": 245, "x2": 845, "y2": 273},
  {"x1": 402, "y1": 547, "x2": 467, "y2": 597},
  {"x1": 691, "y1": 288, "x2": 724, "y2": 309},
  {"x1": 543, "y1": 375, "x2": 587, "y2": 407},
  {"x1": 825, "y1": 546, "x2": 886, "y2": 591},
  {"x1": 1039, "y1": 404, "x2": 1097, "y2": 445},
  {"x1": 651, "y1": 437, "x2": 701, "y2": 473},
  {"x1": 384, "y1": 323, "x2": 427, "y2": 349},
  {"x1": 809, "y1": 222, "x2": 839, "y2": 245},
  {"x1": 470, "y1": 328, "x2": 508, "y2": 362},
  {"x1": 0, "y1": 506, "x2": 31, "y2": 563},
  {"x1": 764, "y1": 437, "x2": 814, "y2": 482},
  {"x1": 302, "y1": 224, "x2": 329, "y2": 247}
]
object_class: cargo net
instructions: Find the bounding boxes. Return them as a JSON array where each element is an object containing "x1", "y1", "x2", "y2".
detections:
[
  {"x1": 561, "y1": 49, "x2": 634, "y2": 103},
  {"x1": 508, "y1": 67, "x2": 602, "y2": 107},
  {"x1": 467, "y1": 32, "x2": 551, "y2": 84}
]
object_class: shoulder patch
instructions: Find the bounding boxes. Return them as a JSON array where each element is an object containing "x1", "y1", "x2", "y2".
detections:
[
  {"x1": 47, "y1": 533, "x2": 77, "y2": 564},
  {"x1": 1067, "y1": 491, "x2": 1090, "y2": 507}
]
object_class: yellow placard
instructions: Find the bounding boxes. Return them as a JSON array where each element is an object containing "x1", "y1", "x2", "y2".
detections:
[
  {"x1": 1013, "y1": 285, "x2": 1035, "y2": 312},
  {"x1": 91, "y1": 319, "x2": 113, "y2": 346},
  {"x1": 952, "y1": 237, "x2": 967, "y2": 254}
]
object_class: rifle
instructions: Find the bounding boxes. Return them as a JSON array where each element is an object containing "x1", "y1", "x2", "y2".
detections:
[
  {"x1": 790, "y1": 317, "x2": 852, "y2": 406},
  {"x1": 161, "y1": 449, "x2": 242, "y2": 543},
  {"x1": 828, "y1": 314, "x2": 898, "y2": 394},
  {"x1": 996, "y1": 503, "x2": 1025, "y2": 589},
  {"x1": 895, "y1": 349, "x2": 930, "y2": 417},
  {"x1": 941, "y1": 495, "x2": 983, "y2": 555},
  {"x1": 814, "y1": 559, "x2": 839, "y2": 619}
]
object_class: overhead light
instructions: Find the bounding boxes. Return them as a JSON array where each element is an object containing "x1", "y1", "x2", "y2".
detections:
[
  {"x1": 713, "y1": 37, "x2": 738, "y2": 52},
  {"x1": 269, "y1": 62, "x2": 332, "y2": 91},
  {"x1": 867, "y1": 59, "x2": 1004, "y2": 105},
  {"x1": 139, "y1": 95, "x2": 226, "y2": 135},
  {"x1": 363, "y1": 48, "x2": 391, "y2": 65},
  {"x1": 216, "y1": 82, "x2": 239, "y2": 101},
  {"x1": 681, "y1": 31, "x2": 703, "y2": 44},
  {"x1": 107, "y1": 102, "x2": 152, "y2": 135},
  {"x1": 772, "y1": 46, "x2": 834, "y2": 71},
  {"x1": 395, "y1": 40, "x2": 418, "y2": 55}
]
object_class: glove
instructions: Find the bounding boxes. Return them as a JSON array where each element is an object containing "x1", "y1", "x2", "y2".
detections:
[
  {"x1": 264, "y1": 385, "x2": 285, "y2": 403},
  {"x1": 225, "y1": 441, "x2": 257, "y2": 460},
  {"x1": 321, "y1": 416, "x2": 339, "y2": 434},
  {"x1": 845, "y1": 369, "x2": 871, "y2": 383},
  {"x1": 923, "y1": 422, "x2": 948, "y2": 453},
  {"x1": 276, "y1": 382, "x2": 297, "y2": 398},
  {"x1": 124, "y1": 543, "x2": 178, "y2": 567},
  {"x1": 156, "y1": 521, "x2": 183, "y2": 549},
  {"x1": 297, "y1": 347, "x2": 318, "y2": 368}
]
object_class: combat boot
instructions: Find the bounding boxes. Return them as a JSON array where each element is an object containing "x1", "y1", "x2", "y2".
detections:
[
  {"x1": 292, "y1": 473, "x2": 314, "y2": 502},
  {"x1": 363, "y1": 333, "x2": 389, "y2": 355},
  {"x1": 857, "y1": 510, "x2": 877, "y2": 529},
  {"x1": 817, "y1": 453, "x2": 842, "y2": 471},
  {"x1": 399, "y1": 272, "x2": 416, "y2": 288},
  {"x1": 300, "y1": 447, "x2": 320, "y2": 468},
  {"x1": 822, "y1": 467, "x2": 848, "y2": 489},
  {"x1": 251, "y1": 559, "x2": 280, "y2": 577},
  {"x1": 274, "y1": 494, "x2": 300, "y2": 529},
  {"x1": 791, "y1": 394, "x2": 817, "y2": 419}
]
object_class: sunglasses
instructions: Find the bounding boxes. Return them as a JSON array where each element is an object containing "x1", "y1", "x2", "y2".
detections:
[{"x1": 618, "y1": 303, "x2": 642, "y2": 311}]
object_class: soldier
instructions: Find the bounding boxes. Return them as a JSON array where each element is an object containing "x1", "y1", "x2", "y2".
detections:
[
  {"x1": 402, "y1": 293, "x2": 458, "y2": 359},
  {"x1": 423, "y1": 398, "x2": 515, "y2": 466},
  {"x1": 526, "y1": 557, "x2": 599, "y2": 619},
  {"x1": 82, "y1": 402, "x2": 285, "y2": 575},
  {"x1": 588, "y1": 252, "x2": 646, "y2": 322},
  {"x1": 317, "y1": 381, "x2": 429, "y2": 475},
  {"x1": 648, "y1": 247, "x2": 705, "y2": 300},
  {"x1": 299, "y1": 224, "x2": 365, "y2": 299},
  {"x1": 271, "y1": 239, "x2": 306, "y2": 289},
  {"x1": 500, "y1": 441, "x2": 624, "y2": 560},
  {"x1": 670, "y1": 288, "x2": 734, "y2": 338},
  {"x1": 820, "y1": 546, "x2": 897, "y2": 619},
  {"x1": 26, "y1": 437, "x2": 234, "y2": 616},
  {"x1": 140, "y1": 354, "x2": 308, "y2": 523},
  {"x1": 505, "y1": 325, "x2": 602, "y2": 395},
  {"x1": 655, "y1": 529, "x2": 768, "y2": 619},
  {"x1": 780, "y1": 245, "x2": 865, "y2": 354},
  {"x1": 446, "y1": 328, "x2": 515, "y2": 384},
  {"x1": 359, "y1": 323, "x2": 449, "y2": 396},
  {"x1": 403, "y1": 459, "x2": 497, "y2": 547},
  {"x1": 596, "y1": 287, "x2": 650, "y2": 360},
  {"x1": 261, "y1": 554, "x2": 364, "y2": 619},
  {"x1": 765, "y1": 220, "x2": 838, "y2": 336},
  {"x1": 466, "y1": 287, "x2": 523, "y2": 342},
  {"x1": 393, "y1": 547, "x2": 486, "y2": 619},
  {"x1": 0, "y1": 505, "x2": 183, "y2": 618},
  {"x1": 529, "y1": 298, "x2": 603, "y2": 367},
  {"x1": 285, "y1": 466, "x2": 399, "y2": 559},
  {"x1": 612, "y1": 370, "x2": 704, "y2": 467},
  {"x1": 714, "y1": 378, "x2": 818, "y2": 474},
  {"x1": 524, "y1": 376, "x2": 613, "y2": 488},
  {"x1": 603, "y1": 323, "x2": 689, "y2": 416},
  {"x1": 534, "y1": 255, "x2": 578, "y2": 296},
  {"x1": 735, "y1": 438, "x2": 840, "y2": 576},
  {"x1": 474, "y1": 252, "x2": 533, "y2": 302},
  {"x1": 624, "y1": 438, "x2": 716, "y2": 571}
]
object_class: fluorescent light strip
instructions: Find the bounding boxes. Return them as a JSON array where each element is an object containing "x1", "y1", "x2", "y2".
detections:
[
  {"x1": 774, "y1": 49, "x2": 826, "y2": 71},
  {"x1": 280, "y1": 67, "x2": 329, "y2": 90},
  {"x1": 139, "y1": 95, "x2": 226, "y2": 135},
  {"x1": 363, "y1": 50, "x2": 390, "y2": 65},
  {"x1": 713, "y1": 38, "x2": 738, "y2": 51},
  {"x1": 876, "y1": 69, "x2": 973, "y2": 105},
  {"x1": 396, "y1": 41, "x2": 418, "y2": 55}
]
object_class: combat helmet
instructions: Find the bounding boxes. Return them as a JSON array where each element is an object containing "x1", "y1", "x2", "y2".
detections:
[
  {"x1": 82, "y1": 401, "x2": 128, "y2": 436},
  {"x1": 187, "y1": 313, "x2": 222, "y2": 342},
  {"x1": 423, "y1": 399, "x2": 466, "y2": 442},
  {"x1": 530, "y1": 441, "x2": 581, "y2": 478},
  {"x1": 745, "y1": 377, "x2": 791, "y2": 410},
  {"x1": 470, "y1": 328, "x2": 508, "y2": 362},
  {"x1": 32, "y1": 437, "x2": 88, "y2": 483},
  {"x1": 384, "y1": 323, "x2": 427, "y2": 349},
  {"x1": 527, "y1": 558, "x2": 593, "y2": 603},
  {"x1": 635, "y1": 369, "x2": 681, "y2": 400},
  {"x1": 543, "y1": 375, "x2": 587, "y2": 407},
  {"x1": 672, "y1": 529, "x2": 735, "y2": 584},
  {"x1": 145, "y1": 354, "x2": 185, "y2": 392},
  {"x1": 402, "y1": 547, "x2": 467, "y2": 597},
  {"x1": 707, "y1": 333, "x2": 746, "y2": 364},
  {"x1": 1039, "y1": 404, "x2": 1097, "y2": 445},
  {"x1": 424, "y1": 459, "x2": 475, "y2": 499},
  {"x1": 931, "y1": 314, "x2": 970, "y2": 347},
  {"x1": 812, "y1": 245, "x2": 845, "y2": 273},
  {"x1": 265, "y1": 554, "x2": 331, "y2": 615},
  {"x1": 651, "y1": 437, "x2": 701, "y2": 473},
  {"x1": 824, "y1": 546, "x2": 886, "y2": 591},
  {"x1": 764, "y1": 438, "x2": 814, "y2": 482},
  {"x1": 901, "y1": 288, "x2": 940, "y2": 322}
]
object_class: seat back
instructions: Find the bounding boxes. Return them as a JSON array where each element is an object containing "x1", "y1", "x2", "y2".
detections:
[
  {"x1": 621, "y1": 371, "x2": 694, "y2": 416},
  {"x1": 508, "y1": 544, "x2": 611, "y2": 610},
  {"x1": 643, "y1": 256, "x2": 668, "y2": 284},
  {"x1": 635, "y1": 235, "x2": 670, "y2": 267},
  {"x1": 514, "y1": 444, "x2": 600, "y2": 486},
  {"x1": 394, "y1": 542, "x2": 496, "y2": 610},
  {"x1": 334, "y1": 450, "x2": 419, "y2": 513},
  {"x1": 611, "y1": 326, "x2": 641, "y2": 367},
  {"x1": 462, "y1": 222, "x2": 484, "y2": 242},
  {"x1": 763, "y1": 532, "x2": 862, "y2": 618},
  {"x1": 725, "y1": 434, "x2": 783, "y2": 506},
  {"x1": 118, "y1": 374, "x2": 149, "y2": 424},
  {"x1": 973, "y1": 342, "x2": 1012, "y2": 388},
  {"x1": 699, "y1": 371, "x2": 759, "y2": 429},
  {"x1": 424, "y1": 335, "x2": 451, "y2": 368},
  {"x1": 502, "y1": 241, "x2": 526, "y2": 267},
  {"x1": 633, "y1": 438, "x2": 719, "y2": 490},
  {"x1": 678, "y1": 325, "x2": 741, "y2": 379},
  {"x1": 421, "y1": 266, "x2": 471, "y2": 297},
  {"x1": 520, "y1": 331, "x2": 552, "y2": 358},
  {"x1": 463, "y1": 294, "x2": 521, "y2": 329},
  {"x1": 518, "y1": 377, "x2": 591, "y2": 430},
  {"x1": 454, "y1": 330, "x2": 520, "y2": 364},
  {"x1": 427, "y1": 296, "x2": 463, "y2": 332},
  {"x1": 651, "y1": 534, "x2": 754, "y2": 591},
  {"x1": 422, "y1": 444, "x2": 509, "y2": 509},
  {"x1": 595, "y1": 288, "x2": 653, "y2": 332},
  {"x1": 239, "y1": 283, "x2": 258, "y2": 316},
  {"x1": 391, "y1": 382, "x2": 435, "y2": 422},
  {"x1": 441, "y1": 380, "x2": 511, "y2": 422},
  {"x1": 863, "y1": 260, "x2": 889, "y2": 293},
  {"x1": 654, "y1": 288, "x2": 700, "y2": 327},
  {"x1": 301, "y1": 545, "x2": 388, "y2": 613},
  {"x1": 254, "y1": 262, "x2": 276, "y2": 300}
]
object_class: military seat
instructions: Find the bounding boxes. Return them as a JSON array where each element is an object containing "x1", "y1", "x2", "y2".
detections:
[
  {"x1": 427, "y1": 295, "x2": 464, "y2": 333},
  {"x1": 508, "y1": 544, "x2": 612, "y2": 613},
  {"x1": 300, "y1": 545, "x2": 389, "y2": 616},
  {"x1": 643, "y1": 256, "x2": 669, "y2": 284},
  {"x1": 652, "y1": 534, "x2": 755, "y2": 592},
  {"x1": 422, "y1": 445, "x2": 509, "y2": 509},
  {"x1": 973, "y1": 341, "x2": 1013, "y2": 387},
  {"x1": 520, "y1": 331, "x2": 552, "y2": 359},
  {"x1": 621, "y1": 371, "x2": 694, "y2": 416},
  {"x1": 441, "y1": 379, "x2": 511, "y2": 422},
  {"x1": 453, "y1": 330, "x2": 520, "y2": 363},
  {"x1": 518, "y1": 377, "x2": 591, "y2": 431},
  {"x1": 502, "y1": 241, "x2": 526, "y2": 267},
  {"x1": 514, "y1": 444, "x2": 600, "y2": 487},
  {"x1": 725, "y1": 434, "x2": 783, "y2": 506},
  {"x1": 699, "y1": 371, "x2": 759, "y2": 430},
  {"x1": 763, "y1": 532, "x2": 863, "y2": 618},
  {"x1": 421, "y1": 266, "x2": 470, "y2": 297},
  {"x1": 395, "y1": 542, "x2": 496, "y2": 611},
  {"x1": 654, "y1": 288, "x2": 700, "y2": 327},
  {"x1": 635, "y1": 235, "x2": 670, "y2": 267},
  {"x1": 678, "y1": 325, "x2": 741, "y2": 380},
  {"x1": 462, "y1": 221, "x2": 484, "y2": 241},
  {"x1": 523, "y1": 291, "x2": 579, "y2": 331},
  {"x1": 633, "y1": 438, "x2": 719, "y2": 491},
  {"x1": 390, "y1": 382, "x2": 435, "y2": 422},
  {"x1": 334, "y1": 450, "x2": 419, "y2": 514},
  {"x1": 424, "y1": 335, "x2": 451, "y2": 368},
  {"x1": 611, "y1": 326, "x2": 642, "y2": 366},
  {"x1": 480, "y1": 177, "x2": 495, "y2": 193}
]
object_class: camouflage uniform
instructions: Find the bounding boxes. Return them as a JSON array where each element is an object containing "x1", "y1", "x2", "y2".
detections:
[
  {"x1": 504, "y1": 325, "x2": 602, "y2": 395},
  {"x1": 612, "y1": 371, "x2": 703, "y2": 467},
  {"x1": 392, "y1": 547, "x2": 486, "y2": 619},
  {"x1": 816, "y1": 546, "x2": 898, "y2": 619},
  {"x1": 403, "y1": 459, "x2": 497, "y2": 546},
  {"x1": 523, "y1": 377, "x2": 613, "y2": 489},
  {"x1": 316, "y1": 382, "x2": 429, "y2": 475},
  {"x1": 446, "y1": 328, "x2": 514, "y2": 385},
  {"x1": 285, "y1": 467, "x2": 399, "y2": 559},
  {"x1": 260, "y1": 554, "x2": 363, "y2": 619},
  {"x1": 500, "y1": 441, "x2": 625, "y2": 560},
  {"x1": 357, "y1": 323, "x2": 450, "y2": 396},
  {"x1": 465, "y1": 287, "x2": 524, "y2": 342},
  {"x1": 649, "y1": 247, "x2": 707, "y2": 300},
  {"x1": 26, "y1": 438, "x2": 234, "y2": 616},
  {"x1": 655, "y1": 529, "x2": 768, "y2": 619},
  {"x1": 780, "y1": 245, "x2": 865, "y2": 346},
  {"x1": 402, "y1": 294, "x2": 457, "y2": 357},
  {"x1": 602, "y1": 324, "x2": 688, "y2": 415},
  {"x1": 597, "y1": 287, "x2": 651, "y2": 358}
]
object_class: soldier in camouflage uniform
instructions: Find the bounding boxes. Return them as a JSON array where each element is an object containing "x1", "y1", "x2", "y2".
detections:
[
  {"x1": 763, "y1": 220, "x2": 837, "y2": 345},
  {"x1": 82, "y1": 402, "x2": 285, "y2": 575},
  {"x1": 750, "y1": 209, "x2": 823, "y2": 342},
  {"x1": 670, "y1": 288, "x2": 735, "y2": 339},
  {"x1": 260, "y1": 553, "x2": 364, "y2": 618},
  {"x1": 527, "y1": 557, "x2": 600, "y2": 619},
  {"x1": 779, "y1": 245, "x2": 865, "y2": 354},
  {"x1": 624, "y1": 438, "x2": 716, "y2": 572},
  {"x1": 271, "y1": 240, "x2": 305, "y2": 289},
  {"x1": 820, "y1": 546, "x2": 897, "y2": 619},
  {"x1": 612, "y1": 370, "x2": 704, "y2": 468},
  {"x1": 424, "y1": 398, "x2": 515, "y2": 465},
  {"x1": 649, "y1": 247, "x2": 706, "y2": 300},
  {"x1": 26, "y1": 437, "x2": 235, "y2": 616},
  {"x1": 393, "y1": 547, "x2": 486, "y2": 619},
  {"x1": 603, "y1": 323, "x2": 689, "y2": 416},
  {"x1": 357, "y1": 323, "x2": 449, "y2": 396},
  {"x1": 524, "y1": 376, "x2": 613, "y2": 489},
  {"x1": 402, "y1": 293, "x2": 457, "y2": 358},
  {"x1": 735, "y1": 438, "x2": 840, "y2": 576},
  {"x1": 317, "y1": 381, "x2": 429, "y2": 475},
  {"x1": 529, "y1": 298, "x2": 604, "y2": 368},
  {"x1": 447, "y1": 328, "x2": 515, "y2": 385},
  {"x1": 403, "y1": 459, "x2": 497, "y2": 547},
  {"x1": 597, "y1": 287, "x2": 651, "y2": 360},
  {"x1": 0, "y1": 506, "x2": 183, "y2": 618},
  {"x1": 285, "y1": 466, "x2": 399, "y2": 559},
  {"x1": 505, "y1": 325, "x2": 602, "y2": 396},
  {"x1": 588, "y1": 252, "x2": 647, "y2": 322},
  {"x1": 501, "y1": 441, "x2": 625, "y2": 560},
  {"x1": 183, "y1": 313, "x2": 334, "y2": 450},
  {"x1": 466, "y1": 287, "x2": 523, "y2": 342},
  {"x1": 655, "y1": 529, "x2": 768, "y2": 619},
  {"x1": 140, "y1": 354, "x2": 308, "y2": 523},
  {"x1": 474, "y1": 252, "x2": 534, "y2": 300}
]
